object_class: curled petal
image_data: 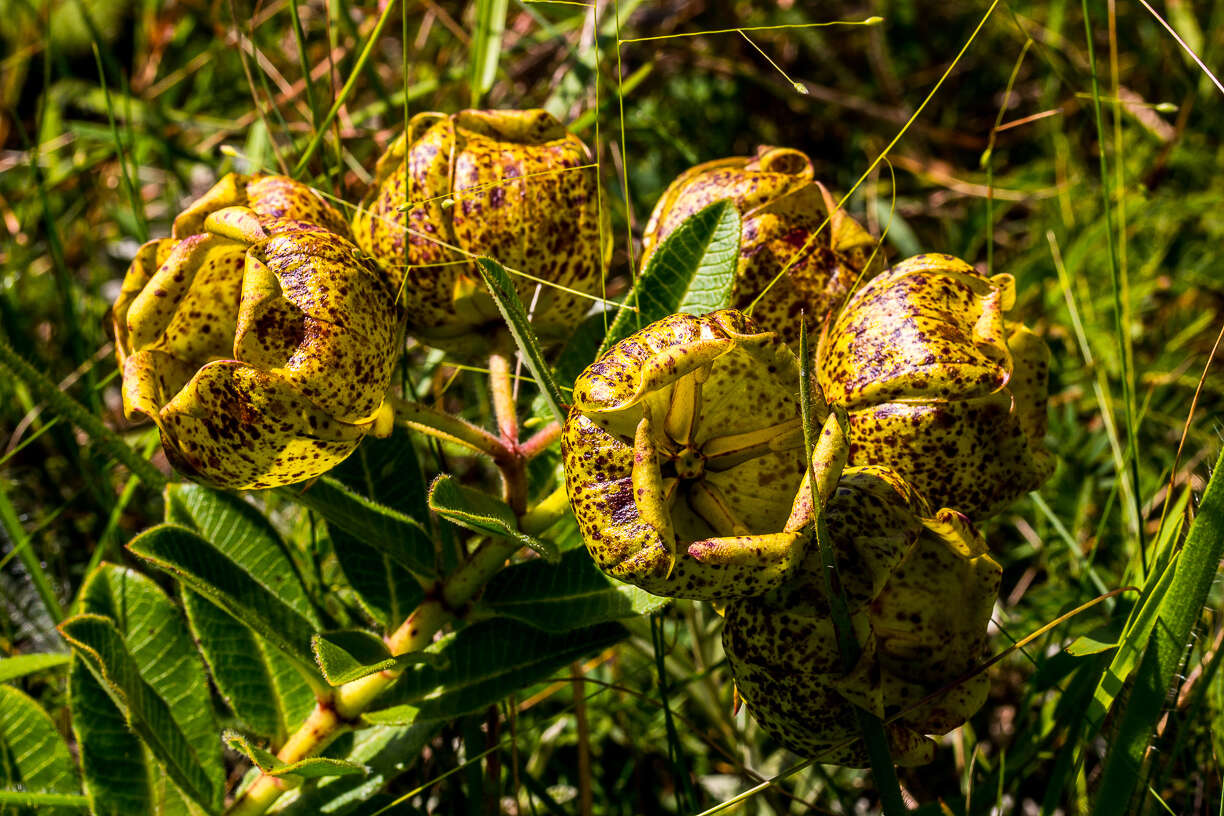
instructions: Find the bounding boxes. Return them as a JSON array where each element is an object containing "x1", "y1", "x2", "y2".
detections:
[
  {"x1": 352, "y1": 108, "x2": 605, "y2": 354},
  {"x1": 125, "y1": 234, "x2": 246, "y2": 363},
  {"x1": 844, "y1": 395, "x2": 1054, "y2": 520},
  {"x1": 820, "y1": 254, "x2": 1013, "y2": 408},
  {"x1": 173, "y1": 173, "x2": 350, "y2": 240},
  {"x1": 158, "y1": 361, "x2": 372, "y2": 490}
]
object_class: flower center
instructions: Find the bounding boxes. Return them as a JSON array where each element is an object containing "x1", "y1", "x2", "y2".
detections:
[{"x1": 673, "y1": 446, "x2": 705, "y2": 480}]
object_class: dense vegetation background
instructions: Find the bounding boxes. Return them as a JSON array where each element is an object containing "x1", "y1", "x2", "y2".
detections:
[{"x1": 1, "y1": 0, "x2": 1222, "y2": 813}]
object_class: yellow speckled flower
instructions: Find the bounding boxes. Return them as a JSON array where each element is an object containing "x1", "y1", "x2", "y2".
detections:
[
  {"x1": 351, "y1": 108, "x2": 606, "y2": 354},
  {"x1": 641, "y1": 146, "x2": 883, "y2": 346},
  {"x1": 723, "y1": 465, "x2": 1000, "y2": 766},
  {"x1": 561, "y1": 310, "x2": 843, "y2": 601},
  {"x1": 112, "y1": 175, "x2": 399, "y2": 490},
  {"x1": 818, "y1": 253, "x2": 1054, "y2": 519}
]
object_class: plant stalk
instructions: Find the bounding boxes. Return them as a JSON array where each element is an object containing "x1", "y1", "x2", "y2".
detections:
[
  {"x1": 227, "y1": 536, "x2": 519, "y2": 816},
  {"x1": 0, "y1": 336, "x2": 167, "y2": 491}
]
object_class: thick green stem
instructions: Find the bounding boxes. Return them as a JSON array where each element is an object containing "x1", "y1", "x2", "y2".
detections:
[
  {"x1": 227, "y1": 535, "x2": 521, "y2": 816},
  {"x1": 390, "y1": 396, "x2": 509, "y2": 460},
  {"x1": 488, "y1": 346, "x2": 519, "y2": 446},
  {"x1": 0, "y1": 337, "x2": 167, "y2": 490}
]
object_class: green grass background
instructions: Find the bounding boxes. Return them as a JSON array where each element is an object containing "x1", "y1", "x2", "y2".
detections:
[{"x1": 1, "y1": 0, "x2": 1222, "y2": 813}]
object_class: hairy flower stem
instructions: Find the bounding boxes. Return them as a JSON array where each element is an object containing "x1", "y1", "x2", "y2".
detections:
[
  {"x1": 229, "y1": 399, "x2": 568, "y2": 815},
  {"x1": 487, "y1": 343, "x2": 528, "y2": 514},
  {"x1": 0, "y1": 336, "x2": 168, "y2": 490},
  {"x1": 229, "y1": 535, "x2": 522, "y2": 816}
]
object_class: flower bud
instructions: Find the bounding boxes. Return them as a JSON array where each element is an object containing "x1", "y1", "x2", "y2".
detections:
[
  {"x1": 561, "y1": 310, "x2": 821, "y2": 601},
  {"x1": 723, "y1": 468, "x2": 1000, "y2": 766},
  {"x1": 352, "y1": 109, "x2": 606, "y2": 354},
  {"x1": 818, "y1": 253, "x2": 1054, "y2": 519},
  {"x1": 112, "y1": 175, "x2": 399, "y2": 489},
  {"x1": 642, "y1": 146, "x2": 883, "y2": 346}
]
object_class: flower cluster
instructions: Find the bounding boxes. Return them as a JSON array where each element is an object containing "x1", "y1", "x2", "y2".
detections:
[
  {"x1": 113, "y1": 124, "x2": 1054, "y2": 768},
  {"x1": 563, "y1": 146, "x2": 1053, "y2": 765}
]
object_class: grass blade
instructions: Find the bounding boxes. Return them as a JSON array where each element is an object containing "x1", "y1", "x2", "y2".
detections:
[
  {"x1": 1090, "y1": 445, "x2": 1224, "y2": 814},
  {"x1": 470, "y1": 0, "x2": 509, "y2": 106}
]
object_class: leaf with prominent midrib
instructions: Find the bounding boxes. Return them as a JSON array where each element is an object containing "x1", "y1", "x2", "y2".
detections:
[
  {"x1": 166, "y1": 483, "x2": 319, "y2": 626},
  {"x1": 128, "y1": 524, "x2": 319, "y2": 679},
  {"x1": 0, "y1": 685, "x2": 79, "y2": 816},
  {"x1": 182, "y1": 589, "x2": 316, "y2": 745},
  {"x1": 66, "y1": 564, "x2": 222, "y2": 815},
  {"x1": 475, "y1": 257, "x2": 567, "y2": 424},
  {"x1": 312, "y1": 630, "x2": 443, "y2": 686},
  {"x1": 288, "y1": 477, "x2": 435, "y2": 578},
  {"x1": 480, "y1": 545, "x2": 667, "y2": 631},
  {"x1": 599, "y1": 199, "x2": 741, "y2": 355},
  {"x1": 326, "y1": 429, "x2": 431, "y2": 629},
  {"x1": 60, "y1": 615, "x2": 221, "y2": 814},
  {"x1": 271, "y1": 723, "x2": 439, "y2": 815},
  {"x1": 428, "y1": 475, "x2": 558, "y2": 563},
  {"x1": 365, "y1": 619, "x2": 625, "y2": 724},
  {"x1": 224, "y1": 732, "x2": 367, "y2": 780}
]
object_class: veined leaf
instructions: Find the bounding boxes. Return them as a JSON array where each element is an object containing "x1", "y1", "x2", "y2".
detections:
[
  {"x1": 0, "y1": 685, "x2": 79, "y2": 816},
  {"x1": 182, "y1": 589, "x2": 315, "y2": 746},
  {"x1": 166, "y1": 483, "x2": 319, "y2": 627},
  {"x1": 128, "y1": 524, "x2": 320, "y2": 679},
  {"x1": 329, "y1": 427, "x2": 429, "y2": 520},
  {"x1": 326, "y1": 429, "x2": 431, "y2": 628},
  {"x1": 0, "y1": 653, "x2": 70, "y2": 683},
  {"x1": 224, "y1": 732, "x2": 367, "y2": 780},
  {"x1": 270, "y1": 724, "x2": 439, "y2": 815},
  {"x1": 69, "y1": 564, "x2": 222, "y2": 815},
  {"x1": 599, "y1": 199, "x2": 741, "y2": 356},
  {"x1": 365, "y1": 619, "x2": 625, "y2": 724},
  {"x1": 475, "y1": 257, "x2": 567, "y2": 424},
  {"x1": 428, "y1": 475, "x2": 558, "y2": 562},
  {"x1": 1090, "y1": 446, "x2": 1224, "y2": 815},
  {"x1": 312, "y1": 630, "x2": 442, "y2": 686},
  {"x1": 480, "y1": 545, "x2": 667, "y2": 631},
  {"x1": 60, "y1": 615, "x2": 221, "y2": 814},
  {"x1": 288, "y1": 477, "x2": 435, "y2": 578}
]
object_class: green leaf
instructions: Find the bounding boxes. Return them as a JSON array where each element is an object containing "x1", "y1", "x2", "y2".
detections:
[
  {"x1": 1065, "y1": 633, "x2": 1118, "y2": 657},
  {"x1": 60, "y1": 615, "x2": 222, "y2": 814},
  {"x1": 0, "y1": 685, "x2": 79, "y2": 816},
  {"x1": 70, "y1": 564, "x2": 223, "y2": 814},
  {"x1": 224, "y1": 732, "x2": 367, "y2": 780},
  {"x1": 599, "y1": 199, "x2": 741, "y2": 356},
  {"x1": 428, "y1": 475, "x2": 558, "y2": 562},
  {"x1": 365, "y1": 619, "x2": 625, "y2": 724},
  {"x1": 288, "y1": 477, "x2": 435, "y2": 578},
  {"x1": 475, "y1": 257, "x2": 567, "y2": 424},
  {"x1": 1091, "y1": 446, "x2": 1224, "y2": 816},
  {"x1": 271, "y1": 724, "x2": 439, "y2": 815},
  {"x1": 330, "y1": 529, "x2": 425, "y2": 631},
  {"x1": 326, "y1": 429, "x2": 431, "y2": 628},
  {"x1": 480, "y1": 545, "x2": 667, "y2": 631},
  {"x1": 0, "y1": 653, "x2": 70, "y2": 683},
  {"x1": 128, "y1": 524, "x2": 321, "y2": 680},
  {"x1": 329, "y1": 427, "x2": 429, "y2": 520},
  {"x1": 68, "y1": 660, "x2": 162, "y2": 816},
  {"x1": 311, "y1": 630, "x2": 442, "y2": 686},
  {"x1": 469, "y1": 0, "x2": 508, "y2": 105},
  {"x1": 166, "y1": 483, "x2": 320, "y2": 627},
  {"x1": 182, "y1": 589, "x2": 316, "y2": 745},
  {"x1": 0, "y1": 792, "x2": 87, "y2": 809},
  {"x1": 553, "y1": 310, "x2": 615, "y2": 390}
]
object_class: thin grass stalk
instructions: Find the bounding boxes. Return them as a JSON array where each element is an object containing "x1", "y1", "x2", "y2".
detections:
[
  {"x1": 1080, "y1": 0, "x2": 1145, "y2": 565},
  {"x1": 0, "y1": 337, "x2": 167, "y2": 491}
]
